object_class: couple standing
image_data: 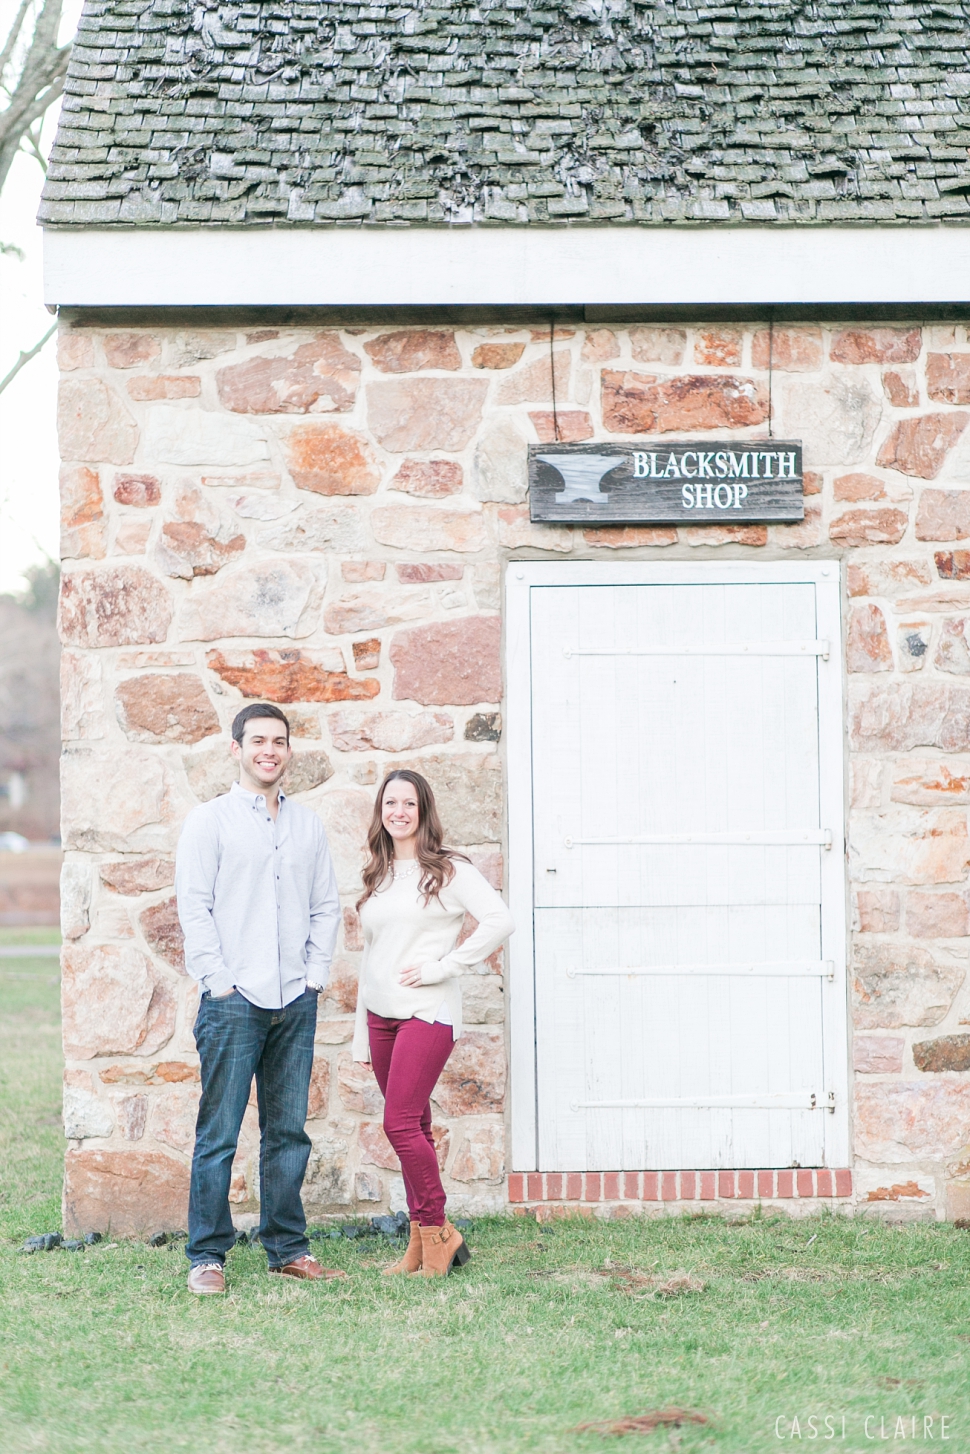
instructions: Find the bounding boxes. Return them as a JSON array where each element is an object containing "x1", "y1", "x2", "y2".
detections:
[{"x1": 175, "y1": 702, "x2": 513, "y2": 1295}]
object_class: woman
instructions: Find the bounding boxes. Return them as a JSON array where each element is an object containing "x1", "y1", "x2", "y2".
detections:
[{"x1": 352, "y1": 769, "x2": 514, "y2": 1276}]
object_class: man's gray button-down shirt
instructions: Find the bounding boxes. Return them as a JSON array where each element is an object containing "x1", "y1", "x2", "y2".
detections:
[{"x1": 175, "y1": 781, "x2": 340, "y2": 1010}]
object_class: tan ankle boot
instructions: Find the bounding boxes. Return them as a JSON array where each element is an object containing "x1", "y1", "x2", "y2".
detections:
[
  {"x1": 418, "y1": 1220, "x2": 471, "y2": 1277},
  {"x1": 382, "y1": 1220, "x2": 422, "y2": 1276}
]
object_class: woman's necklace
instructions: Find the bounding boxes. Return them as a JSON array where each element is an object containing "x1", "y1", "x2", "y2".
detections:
[{"x1": 392, "y1": 859, "x2": 418, "y2": 880}]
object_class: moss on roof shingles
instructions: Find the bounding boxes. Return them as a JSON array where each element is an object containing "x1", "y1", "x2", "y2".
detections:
[{"x1": 38, "y1": 0, "x2": 970, "y2": 227}]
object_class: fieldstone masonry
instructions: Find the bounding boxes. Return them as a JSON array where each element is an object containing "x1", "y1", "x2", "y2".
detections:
[{"x1": 57, "y1": 318, "x2": 970, "y2": 1233}]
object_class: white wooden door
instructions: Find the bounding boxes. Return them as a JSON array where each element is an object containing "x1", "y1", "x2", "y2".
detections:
[{"x1": 506, "y1": 563, "x2": 847, "y2": 1173}]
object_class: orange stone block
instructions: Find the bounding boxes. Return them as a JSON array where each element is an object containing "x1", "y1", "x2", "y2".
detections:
[
  {"x1": 926, "y1": 353, "x2": 970, "y2": 405},
  {"x1": 64, "y1": 1146, "x2": 189, "y2": 1237},
  {"x1": 126, "y1": 375, "x2": 201, "y2": 400},
  {"x1": 834, "y1": 473, "x2": 887, "y2": 502},
  {"x1": 364, "y1": 330, "x2": 461, "y2": 373},
  {"x1": 103, "y1": 333, "x2": 161, "y2": 369},
  {"x1": 583, "y1": 525, "x2": 677, "y2": 548},
  {"x1": 846, "y1": 603, "x2": 893, "y2": 672},
  {"x1": 206, "y1": 648, "x2": 379, "y2": 703},
  {"x1": 829, "y1": 509, "x2": 908, "y2": 546},
  {"x1": 283, "y1": 422, "x2": 380, "y2": 495},
  {"x1": 602, "y1": 371, "x2": 768, "y2": 433},
  {"x1": 751, "y1": 327, "x2": 823, "y2": 372},
  {"x1": 471, "y1": 342, "x2": 526, "y2": 370},
  {"x1": 217, "y1": 332, "x2": 359, "y2": 414},
  {"x1": 830, "y1": 328, "x2": 921, "y2": 364},
  {"x1": 528, "y1": 410, "x2": 593, "y2": 442},
  {"x1": 693, "y1": 328, "x2": 742, "y2": 366},
  {"x1": 878, "y1": 413, "x2": 969, "y2": 480},
  {"x1": 388, "y1": 458, "x2": 463, "y2": 497}
]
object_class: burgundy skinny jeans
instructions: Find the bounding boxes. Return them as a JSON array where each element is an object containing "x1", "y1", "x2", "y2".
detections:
[{"x1": 367, "y1": 1010, "x2": 454, "y2": 1227}]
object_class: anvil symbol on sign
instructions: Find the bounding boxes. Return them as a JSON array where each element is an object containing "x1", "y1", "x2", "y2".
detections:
[{"x1": 537, "y1": 453, "x2": 622, "y2": 504}]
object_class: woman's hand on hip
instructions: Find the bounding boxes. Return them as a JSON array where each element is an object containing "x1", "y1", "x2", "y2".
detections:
[{"x1": 398, "y1": 963, "x2": 424, "y2": 987}]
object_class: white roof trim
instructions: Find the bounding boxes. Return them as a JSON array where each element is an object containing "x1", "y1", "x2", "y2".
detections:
[{"x1": 44, "y1": 224, "x2": 970, "y2": 310}]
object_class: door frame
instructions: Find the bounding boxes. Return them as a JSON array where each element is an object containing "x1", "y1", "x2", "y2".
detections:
[{"x1": 506, "y1": 560, "x2": 849, "y2": 1173}]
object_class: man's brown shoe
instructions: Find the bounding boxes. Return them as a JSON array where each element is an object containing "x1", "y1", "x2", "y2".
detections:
[
  {"x1": 270, "y1": 1254, "x2": 347, "y2": 1281},
  {"x1": 187, "y1": 1262, "x2": 225, "y2": 1295}
]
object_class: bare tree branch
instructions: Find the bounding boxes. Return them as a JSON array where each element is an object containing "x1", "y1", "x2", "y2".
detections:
[
  {"x1": 0, "y1": 322, "x2": 56, "y2": 398},
  {"x1": 22, "y1": 119, "x2": 46, "y2": 172},
  {"x1": 0, "y1": 0, "x2": 71, "y2": 193},
  {"x1": 0, "y1": 0, "x2": 32, "y2": 82}
]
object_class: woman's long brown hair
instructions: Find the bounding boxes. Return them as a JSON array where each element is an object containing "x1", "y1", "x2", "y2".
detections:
[{"x1": 357, "y1": 770, "x2": 468, "y2": 910}]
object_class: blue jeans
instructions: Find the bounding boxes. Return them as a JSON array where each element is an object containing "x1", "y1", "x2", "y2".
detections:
[{"x1": 187, "y1": 988, "x2": 318, "y2": 1269}]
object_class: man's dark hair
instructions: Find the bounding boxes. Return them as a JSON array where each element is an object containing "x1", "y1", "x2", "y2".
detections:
[{"x1": 231, "y1": 703, "x2": 290, "y2": 745}]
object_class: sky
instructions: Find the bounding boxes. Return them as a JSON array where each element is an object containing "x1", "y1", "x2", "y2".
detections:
[{"x1": 0, "y1": 0, "x2": 84, "y2": 596}]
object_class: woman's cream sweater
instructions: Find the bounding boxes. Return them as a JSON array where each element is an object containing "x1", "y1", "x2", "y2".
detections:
[{"x1": 351, "y1": 859, "x2": 515, "y2": 1062}]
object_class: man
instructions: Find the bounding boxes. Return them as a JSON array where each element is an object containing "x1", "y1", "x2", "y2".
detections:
[{"x1": 175, "y1": 702, "x2": 342, "y2": 1295}]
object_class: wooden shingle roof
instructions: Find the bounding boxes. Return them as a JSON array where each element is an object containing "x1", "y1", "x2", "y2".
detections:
[{"x1": 39, "y1": 0, "x2": 970, "y2": 228}]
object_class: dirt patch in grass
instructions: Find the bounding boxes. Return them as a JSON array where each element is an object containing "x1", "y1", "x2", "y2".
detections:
[{"x1": 574, "y1": 1407, "x2": 710, "y2": 1435}]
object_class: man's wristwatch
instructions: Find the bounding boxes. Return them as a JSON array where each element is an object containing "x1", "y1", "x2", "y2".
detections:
[{"x1": 306, "y1": 979, "x2": 325, "y2": 992}]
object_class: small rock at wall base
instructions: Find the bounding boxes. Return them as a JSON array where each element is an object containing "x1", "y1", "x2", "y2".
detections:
[
  {"x1": 148, "y1": 1231, "x2": 168, "y2": 1247},
  {"x1": 22, "y1": 1234, "x2": 62, "y2": 1253},
  {"x1": 371, "y1": 1211, "x2": 410, "y2": 1238}
]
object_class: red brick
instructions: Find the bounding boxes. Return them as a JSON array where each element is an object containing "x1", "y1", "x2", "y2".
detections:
[
  {"x1": 585, "y1": 1173, "x2": 602, "y2": 1202},
  {"x1": 758, "y1": 1170, "x2": 774, "y2": 1198},
  {"x1": 718, "y1": 1171, "x2": 736, "y2": 1198},
  {"x1": 565, "y1": 1173, "x2": 582, "y2": 1201},
  {"x1": 816, "y1": 1169, "x2": 834, "y2": 1198},
  {"x1": 680, "y1": 1171, "x2": 697, "y2": 1200},
  {"x1": 777, "y1": 1170, "x2": 794, "y2": 1198},
  {"x1": 642, "y1": 1172, "x2": 660, "y2": 1201},
  {"x1": 527, "y1": 1173, "x2": 543, "y2": 1201},
  {"x1": 738, "y1": 1170, "x2": 755, "y2": 1199},
  {"x1": 661, "y1": 1172, "x2": 678, "y2": 1201},
  {"x1": 507, "y1": 1173, "x2": 526, "y2": 1202},
  {"x1": 546, "y1": 1173, "x2": 562, "y2": 1201},
  {"x1": 834, "y1": 1169, "x2": 853, "y2": 1197},
  {"x1": 604, "y1": 1172, "x2": 622, "y2": 1201},
  {"x1": 699, "y1": 1171, "x2": 717, "y2": 1201},
  {"x1": 623, "y1": 1172, "x2": 640, "y2": 1200},
  {"x1": 796, "y1": 1170, "x2": 814, "y2": 1197}
]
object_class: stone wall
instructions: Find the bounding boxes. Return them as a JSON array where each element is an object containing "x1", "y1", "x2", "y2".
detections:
[{"x1": 57, "y1": 317, "x2": 970, "y2": 1232}]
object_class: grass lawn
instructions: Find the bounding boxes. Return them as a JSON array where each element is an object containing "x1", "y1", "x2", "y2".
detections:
[{"x1": 2, "y1": 953, "x2": 970, "y2": 1453}]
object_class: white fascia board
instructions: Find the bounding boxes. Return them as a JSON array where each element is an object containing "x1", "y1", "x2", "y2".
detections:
[{"x1": 44, "y1": 223, "x2": 970, "y2": 309}]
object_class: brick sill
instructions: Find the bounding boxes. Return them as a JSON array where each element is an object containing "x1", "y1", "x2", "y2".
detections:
[{"x1": 508, "y1": 1170, "x2": 853, "y2": 1203}]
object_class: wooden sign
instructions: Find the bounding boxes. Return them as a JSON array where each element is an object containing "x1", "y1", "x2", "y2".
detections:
[{"x1": 529, "y1": 440, "x2": 804, "y2": 525}]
